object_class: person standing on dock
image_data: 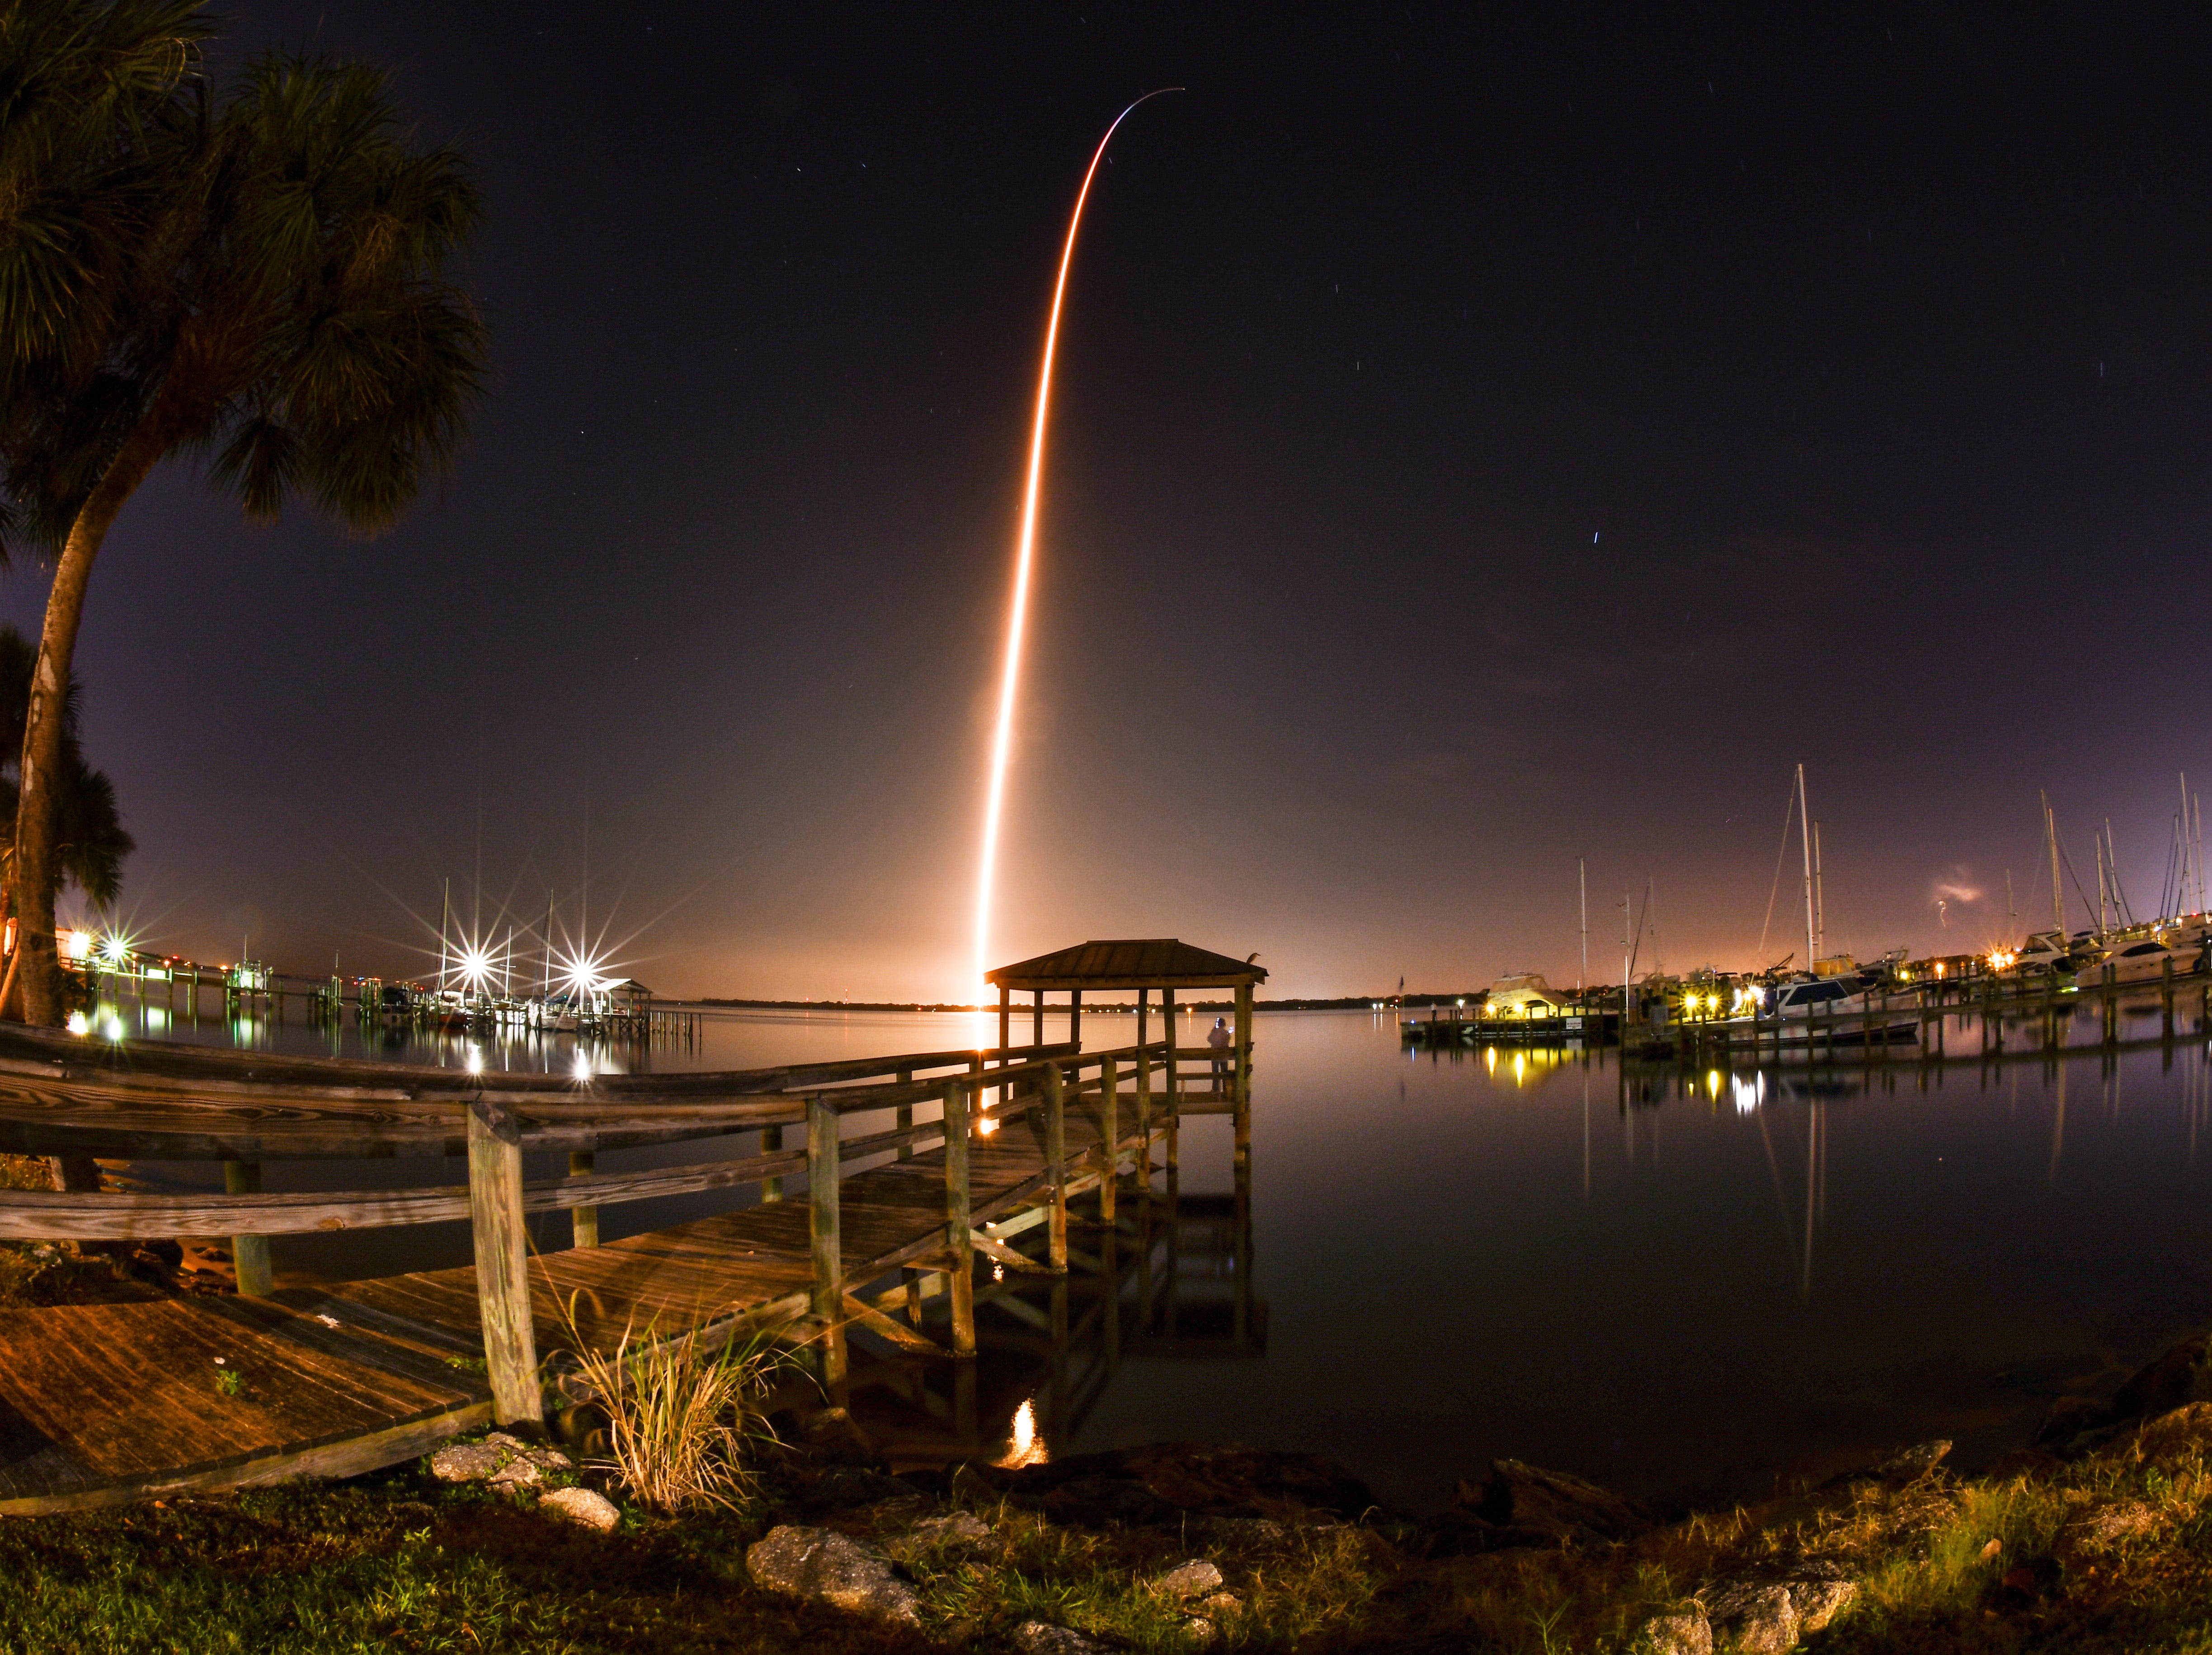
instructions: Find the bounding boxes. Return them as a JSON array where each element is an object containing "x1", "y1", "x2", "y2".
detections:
[{"x1": 1208, "y1": 1016, "x2": 1233, "y2": 1088}]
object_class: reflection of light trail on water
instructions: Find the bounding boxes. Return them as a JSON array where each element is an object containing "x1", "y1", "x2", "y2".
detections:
[{"x1": 971, "y1": 91, "x2": 1181, "y2": 997}]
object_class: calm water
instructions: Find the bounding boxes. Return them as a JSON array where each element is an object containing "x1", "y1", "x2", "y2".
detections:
[{"x1": 88, "y1": 996, "x2": 2212, "y2": 1509}]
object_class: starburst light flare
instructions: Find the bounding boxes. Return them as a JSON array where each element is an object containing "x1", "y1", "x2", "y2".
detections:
[{"x1": 972, "y1": 90, "x2": 1182, "y2": 998}]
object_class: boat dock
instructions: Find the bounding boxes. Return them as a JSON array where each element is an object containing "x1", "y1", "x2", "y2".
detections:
[
  {"x1": 1407, "y1": 967, "x2": 2212, "y2": 1070},
  {"x1": 0, "y1": 939, "x2": 1261, "y2": 1513}
]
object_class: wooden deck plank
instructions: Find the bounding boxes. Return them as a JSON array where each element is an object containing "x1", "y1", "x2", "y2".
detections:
[{"x1": 0, "y1": 1094, "x2": 1167, "y2": 1511}]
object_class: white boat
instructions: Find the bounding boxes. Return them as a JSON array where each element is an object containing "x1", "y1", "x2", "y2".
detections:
[
  {"x1": 2077, "y1": 935, "x2": 2200, "y2": 987},
  {"x1": 1702, "y1": 976, "x2": 1918, "y2": 1045}
]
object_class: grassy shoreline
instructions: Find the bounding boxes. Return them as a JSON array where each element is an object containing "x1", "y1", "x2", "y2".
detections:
[{"x1": 3, "y1": 1387, "x2": 2212, "y2": 1654}]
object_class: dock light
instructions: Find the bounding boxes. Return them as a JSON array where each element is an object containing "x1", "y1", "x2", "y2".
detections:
[
  {"x1": 458, "y1": 945, "x2": 493, "y2": 993},
  {"x1": 572, "y1": 1053, "x2": 592, "y2": 1083},
  {"x1": 65, "y1": 1011, "x2": 87, "y2": 1035},
  {"x1": 62, "y1": 929, "x2": 91, "y2": 963},
  {"x1": 1935, "y1": 961, "x2": 1946, "y2": 978},
  {"x1": 465, "y1": 1046, "x2": 484, "y2": 1076}
]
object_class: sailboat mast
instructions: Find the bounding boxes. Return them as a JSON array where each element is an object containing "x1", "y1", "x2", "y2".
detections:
[
  {"x1": 1813, "y1": 820, "x2": 1825, "y2": 965},
  {"x1": 1578, "y1": 857, "x2": 1587, "y2": 995},
  {"x1": 2181, "y1": 774, "x2": 2192, "y2": 917},
  {"x1": 2043, "y1": 792, "x2": 2063, "y2": 934},
  {"x1": 542, "y1": 890, "x2": 554, "y2": 999},
  {"x1": 1621, "y1": 892, "x2": 1630, "y2": 1020},
  {"x1": 2096, "y1": 833, "x2": 2108, "y2": 933},
  {"x1": 1798, "y1": 764, "x2": 1815, "y2": 973},
  {"x1": 439, "y1": 879, "x2": 451, "y2": 994}
]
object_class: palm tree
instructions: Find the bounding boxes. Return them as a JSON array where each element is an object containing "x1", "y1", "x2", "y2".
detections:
[
  {"x1": 0, "y1": 0, "x2": 486, "y2": 1023},
  {"x1": 0, "y1": 623, "x2": 133, "y2": 903},
  {"x1": 0, "y1": 625, "x2": 134, "y2": 1011}
]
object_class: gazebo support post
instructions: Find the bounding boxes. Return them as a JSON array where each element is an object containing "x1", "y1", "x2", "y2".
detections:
[
  {"x1": 1099, "y1": 1055, "x2": 1119, "y2": 1225},
  {"x1": 1161, "y1": 986, "x2": 1179, "y2": 1179},
  {"x1": 1135, "y1": 987, "x2": 1151, "y2": 1169},
  {"x1": 1069, "y1": 987, "x2": 1082, "y2": 1050},
  {"x1": 1233, "y1": 981, "x2": 1254, "y2": 1177}
]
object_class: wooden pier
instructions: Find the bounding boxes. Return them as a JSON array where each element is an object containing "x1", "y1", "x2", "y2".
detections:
[
  {"x1": 0, "y1": 939, "x2": 1263, "y2": 1514},
  {"x1": 80, "y1": 958, "x2": 707, "y2": 1045}
]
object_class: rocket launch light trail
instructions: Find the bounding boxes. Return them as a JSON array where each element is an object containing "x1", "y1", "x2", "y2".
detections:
[{"x1": 972, "y1": 91, "x2": 1181, "y2": 999}]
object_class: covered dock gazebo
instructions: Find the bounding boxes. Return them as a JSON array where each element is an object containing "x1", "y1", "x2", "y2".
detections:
[{"x1": 984, "y1": 939, "x2": 1267, "y2": 1165}]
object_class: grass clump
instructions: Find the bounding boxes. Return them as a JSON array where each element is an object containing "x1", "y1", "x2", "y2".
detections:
[{"x1": 555, "y1": 1302, "x2": 788, "y2": 1516}]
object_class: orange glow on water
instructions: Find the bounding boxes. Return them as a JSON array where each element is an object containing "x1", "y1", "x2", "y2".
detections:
[{"x1": 971, "y1": 92, "x2": 1181, "y2": 998}]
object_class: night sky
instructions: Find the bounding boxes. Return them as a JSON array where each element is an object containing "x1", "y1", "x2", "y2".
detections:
[{"x1": 19, "y1": 4, "x2": 2212, "y2": 1000}]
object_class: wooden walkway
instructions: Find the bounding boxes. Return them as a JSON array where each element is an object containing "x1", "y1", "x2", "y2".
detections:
[{"x1": 0, "y1": 1030, "x2": 1242, "y2": 1513}]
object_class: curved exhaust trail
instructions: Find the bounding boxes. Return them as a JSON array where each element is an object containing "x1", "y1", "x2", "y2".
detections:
[{"x1": 972, "y1": 90, "x2": 1182, "y2": 998}]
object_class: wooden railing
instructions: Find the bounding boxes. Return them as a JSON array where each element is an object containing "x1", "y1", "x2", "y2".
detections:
[{"x1": 0, "y1": 1023, "x2": 1255, "y2": 1431}]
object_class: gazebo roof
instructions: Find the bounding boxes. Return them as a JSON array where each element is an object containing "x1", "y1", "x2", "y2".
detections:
[{"x1": 985, "y1": 939, "x2": 1267, "y2": 992}]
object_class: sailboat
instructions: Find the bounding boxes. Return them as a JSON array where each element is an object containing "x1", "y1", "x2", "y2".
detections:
[{"x1": 1723, "y1": 765, "x2": 1915, "y2": 1043}]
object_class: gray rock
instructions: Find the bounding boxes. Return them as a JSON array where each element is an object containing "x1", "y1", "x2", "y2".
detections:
[
  {"x1": 885, "y1": 1509, "x2": 994, "y2": 1561},
  {"x1": 2064, "y1": 1499, "x2": 2161, "y2": 1548},
  {"x1": 1791, "y1": 1575, "x2": 1856, "y2": 1633},
  {"x1": 1155, "y1": 1558, "x2": 1225, "y2": 1599},
  {"x1": 1181, "y1": 1616, "x2": 1218, "y2": 1644},
  {"x1": 1705, "y1": 1580, "x2": 1798, "y2": 1654},
  {"x1": 538, "y1": 1485, "x2": 621, "y2": 1532},
  {"x1": 1870, "y1": 1439, "x2": 1952, "y2": 1479},
  {"x1": 1637, "y1": 1607, "x2": 1713, "y2": 1655},
  {"x1": 1013, "y1": 1622, "x2": 1111, "y2": 1655},
  {"x1": 1200, "y1": 1516, "x2": 1290, "y2": 1551},
  {"x1": 428, "y1": 1432, "x2": 574, "y2": 1489},
  {"x1": 1453, "y1": 1458, "x2": 1652, "y2": 1546},
  {"x1": 746, "y1": 1525, "x2": 920, "y2": 1623}
]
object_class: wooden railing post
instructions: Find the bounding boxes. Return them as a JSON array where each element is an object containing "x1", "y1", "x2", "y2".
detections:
[
  {"x1": 807, "y1": 1096, "x2": 846, "y2": 1387},
  {"x1": 1099, "y1": 1056, "x2": 1119, "y2": 1224},
  {"x1": 895, "y1": 1067, "x2": 913, "y2": 1161},
  {"x1": 943, "y1": 1081, "x2": 975, "y2": 1356},
  {"x1": 466, "y1": 1098, "x2": 542, "y2": 1429},
  {"x1": 223, "y1": 1160, "x2": 273, "y2": 1297},
  {"x1": 1044, "y1": 1062, "x2": 1068, "y2": 1272},
  {"x1": 568, "y1": 1151, "x2": 599, "y2": 1248},
  {"x1": 760, "y1": 1123, "x2": 783, "y2": 1202}
]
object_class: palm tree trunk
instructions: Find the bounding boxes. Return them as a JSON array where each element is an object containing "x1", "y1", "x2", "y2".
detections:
[{"x1": 13, "y1": 420, "x2": 165, "y2": 1026}]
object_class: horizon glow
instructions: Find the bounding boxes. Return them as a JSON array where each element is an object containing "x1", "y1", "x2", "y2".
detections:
[{"x1": 970, "y1": 91, "x2": 1181, "y2": 999}]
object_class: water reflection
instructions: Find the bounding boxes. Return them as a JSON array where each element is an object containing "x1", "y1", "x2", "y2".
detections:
[
  {"x1": 59, "y1": 994, "x2": 2212, "y2": 1509},
  {"x1": 842, "y1": 1178, "x2": 1263, "y2": 1475}
]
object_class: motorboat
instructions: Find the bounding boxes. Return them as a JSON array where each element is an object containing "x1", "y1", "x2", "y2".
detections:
[
  {"x1": 1709, "y1": 976, "x2": 1919, "y2": 1044},
  {"x1": 2078, "y1": 935, "x2": 2202, "y2": 987}
]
